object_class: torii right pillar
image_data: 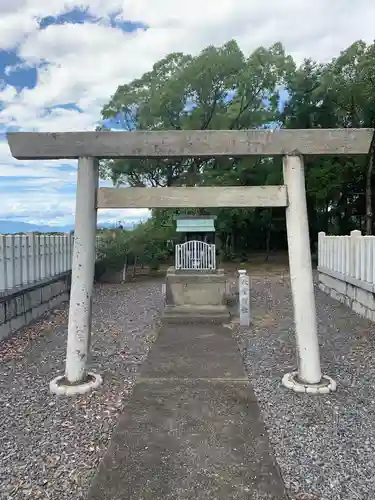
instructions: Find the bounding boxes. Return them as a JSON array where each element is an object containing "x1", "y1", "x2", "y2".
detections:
[{"x1": 282, "y1": 154, "x2": 337, "y2": 394}]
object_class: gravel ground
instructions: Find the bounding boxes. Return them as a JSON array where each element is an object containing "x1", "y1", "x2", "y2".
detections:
[
  {"x1": 2, "y1": 270, "x2": 374, "y2": 500},
  {"x1": 231, "y1": 270, "x2": 375, "y2": 500},
  {"x1": 0, "y1": 279, "x2": 163, "y2": 500}
]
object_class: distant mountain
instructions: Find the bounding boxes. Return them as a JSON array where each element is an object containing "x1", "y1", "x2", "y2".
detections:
[
  {"x1": 0, "y1": 220, "x2": 68, "y2": 234},
  {"x1": 0, "y1": 219, "x2": 138, "y2": 234}
]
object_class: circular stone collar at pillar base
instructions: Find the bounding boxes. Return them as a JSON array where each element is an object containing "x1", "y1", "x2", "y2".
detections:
[
  {"x1": 282, "y1": 371, "x2": 337, "y2": 394},
  {"x1": 49, "y1": 372, "x2": 102, "y2": 396}
]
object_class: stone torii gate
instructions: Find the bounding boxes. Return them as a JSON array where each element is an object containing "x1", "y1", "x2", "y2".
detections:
[{"x1": 7, "y1": 128, "x2": 374, "y2": 396}]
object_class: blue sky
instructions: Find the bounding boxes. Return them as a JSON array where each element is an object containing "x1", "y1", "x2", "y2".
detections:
[
  {"x1": 0, "y1": 6, "x2": 150, "y2": 229},
  {"x1": 0, "y1": 1, "x2": 373, "y2": 231}
]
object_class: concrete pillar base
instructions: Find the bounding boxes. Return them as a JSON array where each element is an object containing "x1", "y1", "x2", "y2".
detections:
[
  {"x1": 49, "y1": 372, "x2": 102, "y2": 396},
  {"x1": 282, "y1": 371, "x2": 337, "y2": 394}
]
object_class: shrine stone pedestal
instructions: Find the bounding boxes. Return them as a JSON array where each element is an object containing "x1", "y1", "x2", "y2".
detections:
[{"x1": 163, "y1": 267, "x2": 231, "y2": 323}]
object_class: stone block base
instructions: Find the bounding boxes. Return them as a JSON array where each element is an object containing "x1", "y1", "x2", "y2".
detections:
[
  {"x1": 318, "y1": 266, "x2": 375, "y2": 322},
  {"x1": 164, "y1": 267, "x2": 230, "y2": 323},
  {"x1": 163, "y1": 304, "x2": 231, "y2": 324},
  {"x1": 0, "y1": 273, "x2": 71, "y2": 341}
]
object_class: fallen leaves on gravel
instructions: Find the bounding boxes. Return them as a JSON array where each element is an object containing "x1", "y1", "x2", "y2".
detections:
[{"x1": 0, "y1": 308, "x2": 68, "y2": 362}]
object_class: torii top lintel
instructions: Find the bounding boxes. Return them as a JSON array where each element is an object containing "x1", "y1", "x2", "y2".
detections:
[{"x1": 7, "y1": 128, "x2": 374, "y2": 160}]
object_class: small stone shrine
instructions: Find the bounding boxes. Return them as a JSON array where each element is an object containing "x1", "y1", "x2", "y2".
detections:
[{"x1": 163, "y1": 215, "x2": 230, "y2": 323}]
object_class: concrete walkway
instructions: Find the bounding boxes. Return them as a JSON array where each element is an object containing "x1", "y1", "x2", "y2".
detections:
[{"x1": 87, "y1": 323, "x2": 288, "y2": 499}]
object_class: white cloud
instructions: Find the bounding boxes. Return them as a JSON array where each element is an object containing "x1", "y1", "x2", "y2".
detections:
[
  {"x1": 0, "y1": 139, "x2": 77, "y2": 172},
  {"x1": 0, "y1": 182, "x2": 150, "y2": 227},
  {"x1": 2, "y1": 0, "x2": 375, "y2": 133},
  {"x1": 1, "y1": 0, "x2": 375, "y2": 226},
  {"x1": 0, "y1": 84, "x2": 18, "y2": 102}
]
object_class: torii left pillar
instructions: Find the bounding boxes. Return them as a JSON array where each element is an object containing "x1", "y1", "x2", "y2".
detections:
[{"x1": 50, "y1": 157, "x2": 103, "y2": 395}]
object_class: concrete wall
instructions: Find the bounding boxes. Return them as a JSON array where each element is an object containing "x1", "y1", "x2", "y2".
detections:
[
  {"x1": 0, "y1": 272, "x2": 71, "y2": 341},
  {"x1": 318, "y1": 266, "x2": 375, "y2": 322}
]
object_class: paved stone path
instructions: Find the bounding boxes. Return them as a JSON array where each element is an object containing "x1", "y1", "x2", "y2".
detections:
[{"x1": 87, "y1": 322, "x2": 288, "y2": 499}]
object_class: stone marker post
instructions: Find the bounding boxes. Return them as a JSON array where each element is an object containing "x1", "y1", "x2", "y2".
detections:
[{"x1": 238, "y1": 269, "x2": 250, "y2": 327}]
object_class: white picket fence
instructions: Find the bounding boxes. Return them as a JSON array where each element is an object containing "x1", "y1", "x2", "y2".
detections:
[
  {"x1": 0, "y1": 233, "x2": 74, "y2": 291},
  {"x1": 175, "y1": 240, "x2": 216, "y2": 271},
  {"x1": 318, "y1": 230, "x2": 375, "y2": 285}
]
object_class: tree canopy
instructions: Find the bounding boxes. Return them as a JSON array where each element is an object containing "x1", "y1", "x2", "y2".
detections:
[{"x1": 99, "y1": 39, "x2": 375, "y2": 261}]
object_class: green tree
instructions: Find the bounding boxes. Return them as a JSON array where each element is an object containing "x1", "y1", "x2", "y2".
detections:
[
  {"x1": 101, "y1": 40, "x2": 292, "y2": 188},
  {"x1": 318, "y1": 41, "x2": 375, "y2": 234},
  {"x1": 97, "y1": 38, "x2": 375, "y2": 261}
]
